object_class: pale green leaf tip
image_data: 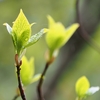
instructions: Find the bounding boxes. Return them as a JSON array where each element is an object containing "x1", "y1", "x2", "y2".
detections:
[
  {"x1": 40, "y1": 28, "x2": 48, "y2": 34},
  {"x1": 19, "y1": 9, "x2": 35, "y2": 28},
  {"x1": 74, "y1": 23, "x2": 79, "y2": 28},
  {"x1": 47, "y1": 15, "x2": 55, "y2": 26},
  {"x1": 3, "y1": 23, "x2": 6, "y2": 26},
  {"x1": 71, "y1": 23, "x2": 80, "y2": 29},
  {"x1": 3, "y1": 23, "x2": 10, "y2": 27},
  {"x1": 47, "y1": 15, "x2": 53, "y2": 21},
  {"x1": 76, "y1": 76, "x2": 90, "y2": 88},
  {"x1": 47, "y1": 15, "x2": 51, "y2": 19},
  {"x1": 20, "y1": 9, "x2": 23, "y2": 13},
  {"x1": 19, "y1": 9, "x2": 24, "y2": 16},
  {"x1": 31, "y1": 23, "x2": 36, "y2": 27},
  {"x1": 3, "y1": 23, "x2": 12, "y2": 34},
  {"x1": 43, "y1": 28, "x2": 49, "y2": 33}
]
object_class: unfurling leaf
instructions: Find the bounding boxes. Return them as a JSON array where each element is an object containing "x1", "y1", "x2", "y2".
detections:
[
  {"x1": 3, "y1": 23, "x2": 12, "y2": 34},
  {"x1": 4, "y1": 9, "x2": 47, "y2": 58},
  {"x1": 46, "y1": 15, "x2": 79, "y2": 58},
  {"x1": 20, "y1": 56, "x2": 40, "y2": 86},
  {"x1": 75, "y1": 76, "x2": 90, "y2": 98},
  {"x1": 24, "y1": 28, "x2": 48, "y2": 48},
  {"x1": 12, "y1": 9, "x2": 33, "y2": 55}
]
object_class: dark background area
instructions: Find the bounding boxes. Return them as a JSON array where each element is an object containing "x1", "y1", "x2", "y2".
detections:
[{"x1": 0, "y1": 0, "x2": 100, "y2": 100}]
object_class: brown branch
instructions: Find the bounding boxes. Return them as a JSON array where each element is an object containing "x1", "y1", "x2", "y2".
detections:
[
  {"x1": 16, "y1": 65, "x2": 26, "y2": 100},
  {"x1": 15, "y1": 54, "x2": 26, "y2": 100},
  {"x1": 37, "y1": 62, "x2": 50, "y2": 100}
]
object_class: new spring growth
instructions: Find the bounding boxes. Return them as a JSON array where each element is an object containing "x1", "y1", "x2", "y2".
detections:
[
  {"x1": 46, "y1": 15, "x2": 79, "y2": 60},
  {"x1": 20, "y1": 56, "x2": 41, "y2": 86},
  {"x1": 75, "y1": 76, "x2": 100, "y2": 100},
  {"x1": 4, "y1": 9, "x2": 48, "y2": 59}
]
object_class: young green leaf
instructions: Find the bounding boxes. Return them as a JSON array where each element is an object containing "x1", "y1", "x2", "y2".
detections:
[
  {"x1": 75, "y1": 76, "x2": 90, "y2": 98},
  {"x1": 3, "y1": 23, "x2": 12, "y2": 35},
  {"x1": 20, "y1": 56, "x2": 40, "y2": 86},
  {"x1": 46, "y1": 15, "x2": 79, "y2": 58},
  {"x1": 20, "y1": 56, "x2": 34, "y2": 86},
  {"x1": 12, "y1": 9, "x2": 33, "y2": 55},
  {"x1": 63, "y1": 23, "x2": 79, "y2": 46},
  {"x1": 24, "y1": 28, "x2": 48, "y2": 48},
  {"x1": 4, "y1": 9, "x2": 47, "y2": 58}
]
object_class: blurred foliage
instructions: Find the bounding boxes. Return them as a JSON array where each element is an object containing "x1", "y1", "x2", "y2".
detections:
[
  {"x1": 75, "y1": 76, "x2": 90, "y2": 99},
  {"x1": 0, "y1": 0, "x2": 100, "y2": 100},
  {"x1": 20, "y1": 56, "x2": 41, "y2": 86},
  {"x1": 46, "y1": 15, "x2": 79, "y2": 59},
  {"x1": 52, "y1": 24, "x2": 100, "y2": 100}
]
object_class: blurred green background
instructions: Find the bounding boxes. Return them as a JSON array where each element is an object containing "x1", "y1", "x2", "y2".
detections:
[{"x1": 0, "y1": 0, "x2": 100, "y2": 100}]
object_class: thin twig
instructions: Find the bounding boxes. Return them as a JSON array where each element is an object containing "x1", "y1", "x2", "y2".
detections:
[
  {"x1": 12, "y1": 94, "x2": 19, "y2": 100},
  {"x1": 16, "y1": 65, "x2": 26, "y2": 100},
  {"x1": 37, "y1": 61, "x2": 51, "y2": 100},
  {"x1": 15, "y1": 54, "x2": 26, "y2": 100},
  {"x1": 76, "y1": 0, "x2": 100, "y2": 53}
]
